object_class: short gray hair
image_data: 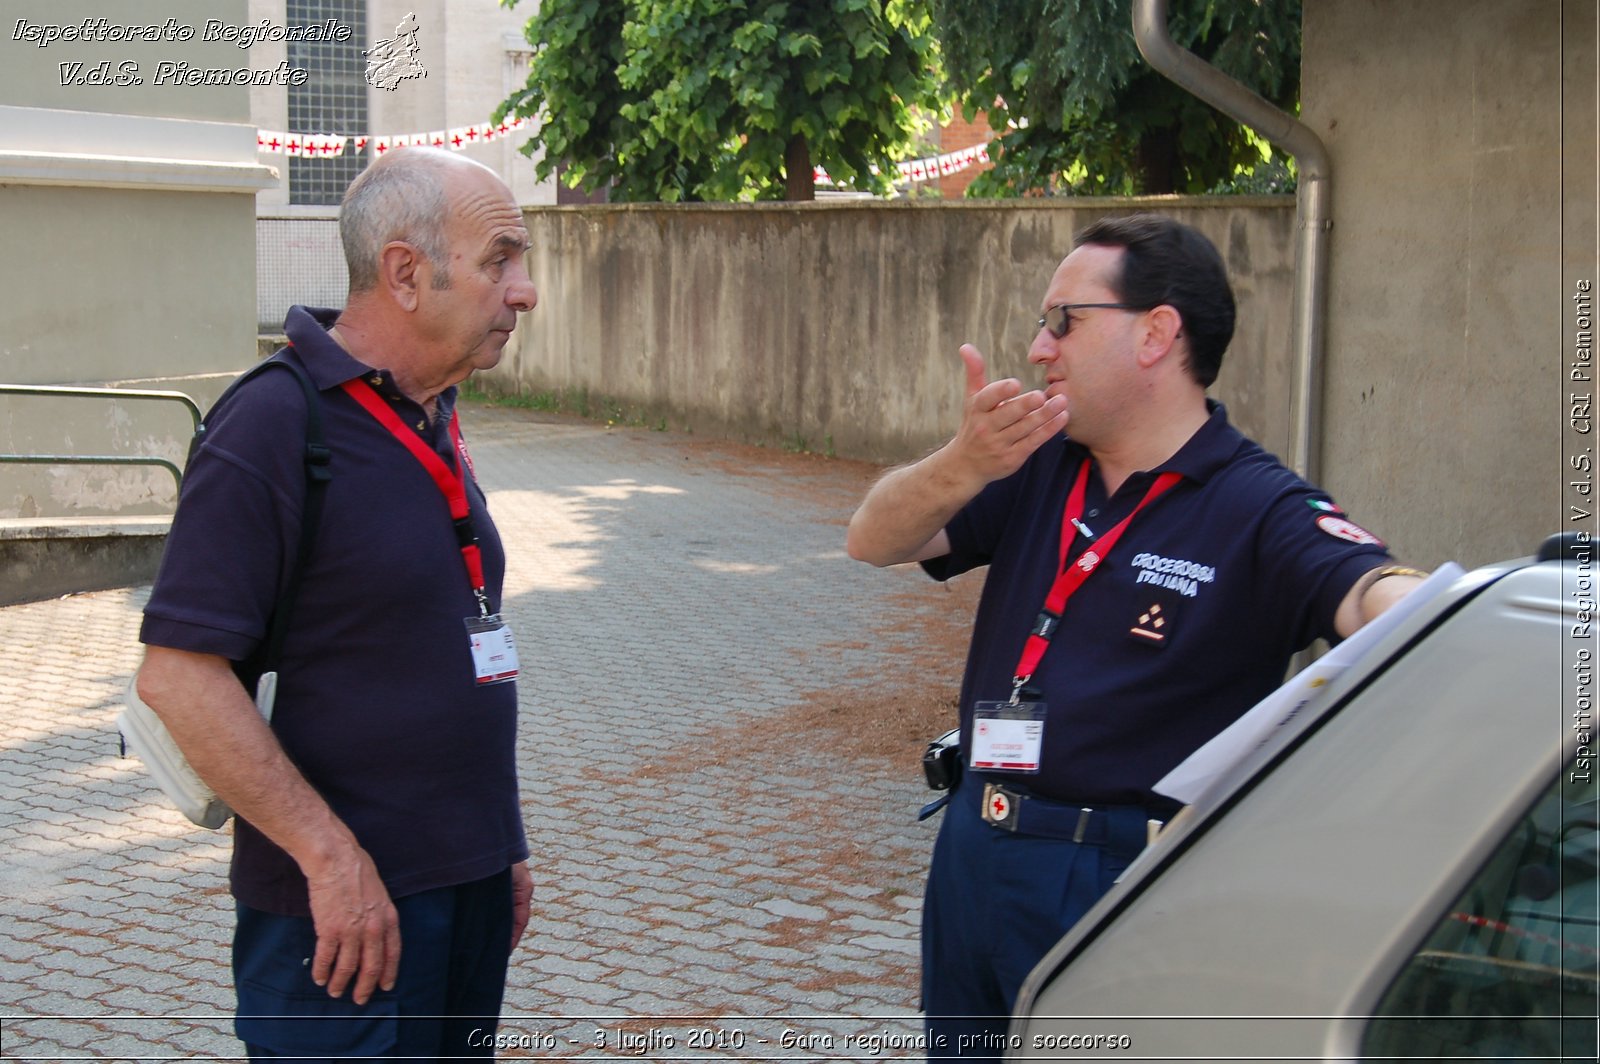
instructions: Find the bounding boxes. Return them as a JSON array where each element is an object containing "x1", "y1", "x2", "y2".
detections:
[{"x1": 339, "y1": 149, "x2": 453, "y2": 293}]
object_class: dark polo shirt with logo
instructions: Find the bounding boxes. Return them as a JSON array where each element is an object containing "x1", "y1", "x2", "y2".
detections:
[
  {"x1": 141, "y1": 306, "x2": 527, "y2": 916},
  {"x1": 925, "y1": 403, "x2": 1390, "y2": 812}
]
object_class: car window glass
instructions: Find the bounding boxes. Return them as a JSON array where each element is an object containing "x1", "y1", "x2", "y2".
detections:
[{"x1": 1362, "y1": 759, "x2": 1598, "y2": 1060}]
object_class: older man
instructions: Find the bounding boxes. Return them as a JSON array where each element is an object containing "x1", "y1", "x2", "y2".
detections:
[
  {"x1": 848, "y1": 214, "x2": 1425, "y2": 1060},
  {"x1": 136, "y1": 147, "x2": 537, "y2": 1060}
]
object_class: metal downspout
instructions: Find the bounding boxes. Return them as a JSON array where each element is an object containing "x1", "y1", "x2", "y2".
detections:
[{"x1": 1131, "y1": 0, "x2": 1331, "y2": 484}]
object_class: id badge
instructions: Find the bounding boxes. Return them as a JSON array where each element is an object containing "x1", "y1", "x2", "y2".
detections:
[
  {"x1": 465, "y1": 614, "x2": 519, "y2": 686},
  {"x1": 969, "y1": 701, "x2": 1046, "y2": 773}
]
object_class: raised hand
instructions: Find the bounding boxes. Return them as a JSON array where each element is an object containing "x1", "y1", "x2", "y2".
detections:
[{"x1": 950, "y1": 344, "x2": 1068, "y2": 485}]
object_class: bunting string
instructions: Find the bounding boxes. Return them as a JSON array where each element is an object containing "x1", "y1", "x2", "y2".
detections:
[
  {"x1": 817, "y1": 143, "x2": 990, "y2": 188},
  {"x1": 257, "y1": 118, "x2": 990, "y2": 187},
  {"x1": 255, "y1": 116, "x2": 531, "y2": 159}
]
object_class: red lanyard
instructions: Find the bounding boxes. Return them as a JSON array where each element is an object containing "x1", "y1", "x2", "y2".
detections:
[
  {"x1": 1010, "y1": 459, "x2": 1182, "y2": 700},
  {"x1": 341, "y1": 379, "x2": 492, "y2": 617}
]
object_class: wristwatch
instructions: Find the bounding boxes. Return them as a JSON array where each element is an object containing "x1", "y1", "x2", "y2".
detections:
[{"x1": 1372, "y1": 565, "x2": 1429, "y2": 582}]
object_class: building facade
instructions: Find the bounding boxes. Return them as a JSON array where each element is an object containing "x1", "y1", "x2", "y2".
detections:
[{"x1": 248, "y1": 0, "x2": 555, "y2": 326}]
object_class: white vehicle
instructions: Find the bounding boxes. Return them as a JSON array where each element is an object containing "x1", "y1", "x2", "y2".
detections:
[{"x1": 1011, "y1": 534, "x2": 1598, "y2": 1062}]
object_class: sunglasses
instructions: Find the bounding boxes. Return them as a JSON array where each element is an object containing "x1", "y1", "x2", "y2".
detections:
[{"x1": 1038, "y1": 303, "x2": 1148, "y2": 339}]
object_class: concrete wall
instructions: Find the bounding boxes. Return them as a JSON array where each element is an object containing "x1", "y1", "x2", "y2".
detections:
[
  {"x1": 0, "y1": 0, "x2": 274, "y2": 525},
  {"x1": 0, "y1": 518, "x2": 170, "y2": 607},
  {"x1": 488, "y1": 199, "x2": 1298, "y2": 465},
  {"x1": 1302, "y1": 0, "x2": 1597, "y2": 569}
]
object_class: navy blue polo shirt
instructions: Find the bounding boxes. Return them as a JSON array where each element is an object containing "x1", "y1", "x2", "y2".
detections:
[
  {"x1": 925, "y1": 403, "x2": 1390, "y2": 812},
  {"x1": 141, "y1": 306, "x2": 527, "y2": 916}
]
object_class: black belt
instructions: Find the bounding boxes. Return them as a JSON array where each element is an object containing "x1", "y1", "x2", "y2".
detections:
[{"x1": 978, "y1": 781, "x2": 1159, "y2": 860}]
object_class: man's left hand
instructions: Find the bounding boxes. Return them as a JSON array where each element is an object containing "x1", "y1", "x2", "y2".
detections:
[
  {"x1": 510, "y1": 862, "x2": 533, "y2": 949},
  {"x1": 1335, "y1": 564, "x2": 1427, "y2": 638}
]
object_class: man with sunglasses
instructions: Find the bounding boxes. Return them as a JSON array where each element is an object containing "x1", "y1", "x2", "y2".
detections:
[{"x1": 847, "y1": 214, "x2": 1423, "y2": 1060}]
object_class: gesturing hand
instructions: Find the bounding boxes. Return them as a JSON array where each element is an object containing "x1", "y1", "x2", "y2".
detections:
[
  {"x1": 951, "y1": 344, "x2": 1068, "y2": 485},
  {"x1": 306, "y1": 847, "x2": 401, "y2": 1005}
]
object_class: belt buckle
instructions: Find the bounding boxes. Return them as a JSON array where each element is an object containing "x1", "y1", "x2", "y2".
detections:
[{"x1": 981, "y1": 782, "x2": 1021, "y2": 832}]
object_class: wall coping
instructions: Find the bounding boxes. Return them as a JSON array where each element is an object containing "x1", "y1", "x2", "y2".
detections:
[
  {"x1": 0, "y1": 104, "x2": 277, "y2": 193},
  {"x1": 519, "y1": 194, "x2": 1296, "y2": 215},
  {"x1": 0, "y1": 517, "x2": 171, "y2": 541}
]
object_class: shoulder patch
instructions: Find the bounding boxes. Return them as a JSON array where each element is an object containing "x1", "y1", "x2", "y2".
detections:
[{"x1": 1316, "y1": 514, "x2": 1385, "y2": 547}]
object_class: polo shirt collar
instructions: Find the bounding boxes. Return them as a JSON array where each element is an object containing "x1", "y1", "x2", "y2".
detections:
[
  {"x1": 1065, "y1": 400, "x2": 1245, "y2": 489},
  {"x1": 1153, "y1": 400, "x2": 1245, "y2": 485},
  {"x1": 281, "y1": 305, "x2": 461, "y2": 419},
  {"x1": 282, "y1": 305, "x2": 372, "y2": 391}
]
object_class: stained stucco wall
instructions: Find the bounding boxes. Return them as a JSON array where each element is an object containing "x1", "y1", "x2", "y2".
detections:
[
  {"x1": 1302, "y1": 0, "x2": 1597, "y2": 569},
  {"x1": 489, "y1": 199, "x2": 1298, "y2": 466}
]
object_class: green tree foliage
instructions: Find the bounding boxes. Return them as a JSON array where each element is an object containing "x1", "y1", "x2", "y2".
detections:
[
  {"x1": 934, "y1": 0, "x2": 1301, "y2": 196},
  {"x1": 499, "y1": 0, "x2": 946, "y2": 202}
]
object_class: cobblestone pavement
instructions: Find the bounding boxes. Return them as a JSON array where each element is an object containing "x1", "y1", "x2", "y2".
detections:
[{"x1": 0, "y1": 403, "x2": 979, "y2": 1062}]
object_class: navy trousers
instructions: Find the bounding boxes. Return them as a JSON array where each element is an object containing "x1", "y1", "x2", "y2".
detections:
[
  {"x1": 234, "y1": 868, "x2": 513, "y2": 1062},
  {"x1": 921, "y1": 780, "x2": 1146, "y2": 1063}
]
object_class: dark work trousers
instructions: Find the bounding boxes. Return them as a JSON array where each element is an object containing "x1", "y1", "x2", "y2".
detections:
[
  {"x1": 921, "y1": 778, "x2": 1147, "y2": 1063},
  {"x1": 233, "y1": 868, "x2": 513, "y2": 1062}
]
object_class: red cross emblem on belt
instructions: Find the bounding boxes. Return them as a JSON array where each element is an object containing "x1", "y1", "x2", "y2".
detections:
[{"x1": 989, "y1": 792, "x2": 1011, "y2": 822}]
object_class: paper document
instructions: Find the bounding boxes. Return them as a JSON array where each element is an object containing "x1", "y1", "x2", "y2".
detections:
[{"x1": 1155, "y1": 563, "x2": 1466, "y2": 805}]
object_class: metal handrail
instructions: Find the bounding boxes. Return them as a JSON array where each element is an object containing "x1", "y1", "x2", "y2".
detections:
[
  {"x1": 0, "y1": 384, "x2": 201, "y2": 494},
  {"x1": 1, "y1": 453, "x2": 186, "y2": 488},
  {"x1": 0, "y1": 384, "x2": 202, "y2": 430}
]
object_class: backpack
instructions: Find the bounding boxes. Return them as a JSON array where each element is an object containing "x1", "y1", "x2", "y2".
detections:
[{"x1": 119, "y1": 354, "x2": 330, "y2": 828}]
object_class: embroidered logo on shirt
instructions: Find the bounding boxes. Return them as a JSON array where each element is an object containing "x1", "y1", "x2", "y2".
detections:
[
  {"x1": 1128, "y1": 552, "x2": 1216, "y2": 599},
  {"x1": 1130, "y1": 603, "x2": 1169, "y2": 646},
  {"x1": 1315, "y1": 514, "x2": 1385, "y2": 547}
]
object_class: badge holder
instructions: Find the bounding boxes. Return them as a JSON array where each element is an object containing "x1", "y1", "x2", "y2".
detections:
[
  {"x1": 968, "y1": 681, "x2": 1046, "y2": 774},
  {"x1": 465, "y1": 589, "x2": 519, "y2": 686}
]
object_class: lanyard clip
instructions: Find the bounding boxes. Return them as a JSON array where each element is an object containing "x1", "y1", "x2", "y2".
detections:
[
  {"x1": 1008, "y1": 676, "x2": 1028, "y2": 707},
  {"x1": 473, "y1": 587, "x2": 492, "y2": 619},
  {"x1": 1071, "y1": 516, "x2": 1095, "y2": 539}
]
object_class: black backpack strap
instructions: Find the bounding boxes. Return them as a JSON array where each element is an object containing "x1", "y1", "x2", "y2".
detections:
[
  {"x1": 197, "y1": 354, "x2": 332, "y2": 683},
  {"x1": 253, "y1": 357, "x2": 331, "y2": 673}
]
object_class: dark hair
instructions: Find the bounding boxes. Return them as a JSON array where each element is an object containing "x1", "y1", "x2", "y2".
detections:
[{"x1": 1073, "y1": 214, "x2": 1236, "y2": 388}]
